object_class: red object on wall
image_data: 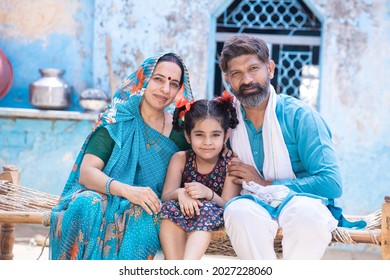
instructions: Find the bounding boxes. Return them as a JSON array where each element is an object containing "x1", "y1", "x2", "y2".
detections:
[{"x1": 0, "y1": 49, "x2": 13, "y2": 99}]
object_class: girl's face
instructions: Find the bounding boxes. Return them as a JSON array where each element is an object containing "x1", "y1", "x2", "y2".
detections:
[
  {"x1": 185, "y1": 117, "x2": 230, "y2": 163},
  {"x1": 143, "y1": 61, "x2": 182, "y2": 111}
]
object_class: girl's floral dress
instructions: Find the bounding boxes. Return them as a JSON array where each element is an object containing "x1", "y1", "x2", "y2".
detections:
[{"x1": 160, "y1": 149, "x2": 232, "y2": 231}]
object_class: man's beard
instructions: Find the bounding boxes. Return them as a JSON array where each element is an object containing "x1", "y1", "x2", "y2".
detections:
[{"x1": 232, "y1": 80, "x2": 270, "y2": 108}]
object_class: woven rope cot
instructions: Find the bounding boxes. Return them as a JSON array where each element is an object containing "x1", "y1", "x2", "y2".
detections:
[
  {"x1": 205, "y1": 210, "x2": 383, "y2": 258},
  {"x1": 0, "y1": 165, "x2": 389, "y2": 260}
]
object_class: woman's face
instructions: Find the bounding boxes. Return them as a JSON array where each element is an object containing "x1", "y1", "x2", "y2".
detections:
[{"x1": 143, "y1": 61, "x2": 182, "y2": 111}]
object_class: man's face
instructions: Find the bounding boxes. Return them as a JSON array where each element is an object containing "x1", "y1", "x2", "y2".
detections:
[{"x1": 224, "y1": 54, "x2": 275, "y2": 108}]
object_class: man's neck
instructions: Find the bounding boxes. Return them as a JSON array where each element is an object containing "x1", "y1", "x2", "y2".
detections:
[{"x1": 242, "y1": 94, "x2": 270, "y2": 130}]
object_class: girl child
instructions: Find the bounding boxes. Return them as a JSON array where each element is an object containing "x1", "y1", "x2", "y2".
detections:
[{"x1": 159, "y1": 93, "x2": 242, "y2": 260}]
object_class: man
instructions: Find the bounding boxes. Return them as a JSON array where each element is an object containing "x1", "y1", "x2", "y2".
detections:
[{"x1": 220, "y1": 34, "x2": 343, "y2": 260}]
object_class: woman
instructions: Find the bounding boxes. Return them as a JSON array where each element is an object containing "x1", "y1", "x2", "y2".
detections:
[{"x1": 49, "y1": 53, "x2": 193, "y2": 260}]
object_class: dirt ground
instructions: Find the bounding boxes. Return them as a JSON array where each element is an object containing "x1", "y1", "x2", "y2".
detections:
[{"x1": 10, "y1": 224, "x2": 382, "y2": 260}]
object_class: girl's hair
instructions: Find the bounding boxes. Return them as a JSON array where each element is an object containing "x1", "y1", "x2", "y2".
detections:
[
  {"x1": 173, "y1": 96, "x2": 239, "y2": 135},
  {"x1": 157, "y1": 53, "x2": 184, "y2": 86}
]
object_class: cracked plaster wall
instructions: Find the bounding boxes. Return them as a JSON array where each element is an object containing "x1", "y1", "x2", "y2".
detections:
[
  {"x1": 93, "y1": 0, "x2": 225, "y2": 100},
  {"x1": 311, "y1": 0, "x2": 390, "y2": 214}
]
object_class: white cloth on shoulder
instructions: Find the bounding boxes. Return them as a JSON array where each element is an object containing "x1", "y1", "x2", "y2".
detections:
[{"x1": 229, "y1": 85, "x2": 295, "y2": 204}]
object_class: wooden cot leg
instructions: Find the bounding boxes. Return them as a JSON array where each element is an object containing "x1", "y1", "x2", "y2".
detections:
[
  {"x1": 0, "y1": 165, "x2": 20, "y2": 260},
  {"x1": 0, "y1": 223, "x2": 15, "y2": 260},
  {"x1": 2, "y1": 165, "x2": 20, "y2": 186},
  {"x1": 381, "y1": 196, "x2": 390, "y2": 260}
]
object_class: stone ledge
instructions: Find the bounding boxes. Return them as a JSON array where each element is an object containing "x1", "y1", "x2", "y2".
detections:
[{"x1": 0, "y1": 107, "x2": 97, "y2": 121}]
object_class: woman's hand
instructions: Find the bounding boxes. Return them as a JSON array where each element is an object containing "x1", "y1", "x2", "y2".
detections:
[
  {"x1": 184, "y1": 182, "x2": 212, "y2": 200},
  {"x1": 121, "y1": 185, "x2": 161, "y2": 215},
  {"x1": 178, "y1": 188, "x2": 202, "y2": 217}
]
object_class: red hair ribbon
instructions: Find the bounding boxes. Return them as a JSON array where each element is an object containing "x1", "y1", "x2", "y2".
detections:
[
  {"x1": 216, "y1": 91, "x2": 234, "y2": 103},
  {"x1": 176, "y1": 97, "x2": 194, "y2": 118}
]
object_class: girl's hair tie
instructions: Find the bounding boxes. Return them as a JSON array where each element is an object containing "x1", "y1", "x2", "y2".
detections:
[
  {"x1": 176, "y1": 97, "x2": 194, "y2": 118},
  {"x1": 215, "y1": 91, "x2": 234, "y2": 103}
]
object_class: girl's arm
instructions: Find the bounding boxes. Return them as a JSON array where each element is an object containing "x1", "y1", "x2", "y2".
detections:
[
  {"x1": 162, "y1": 151, "x2": 202, "y2": 217},
  {"x1": 218, "y1": 156, "x2": 242, "y2": 206},
  {"x1": 185, "y1": 157, "x2": 242, "y2": 207},
  {"x1": 161, "y1": 151, "x2": 186, "y2": 202}
]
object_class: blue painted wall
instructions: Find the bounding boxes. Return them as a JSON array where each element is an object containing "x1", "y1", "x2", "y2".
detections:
[
  {"x1": 0, "y1": 117, "x2": 94, "y2": 195},
  {"x1": 0, "y1": 0, "x2": 95, "y2": 110},
  {"x1": 315, "y1": 0, "x2": 390, "y2": 216}
]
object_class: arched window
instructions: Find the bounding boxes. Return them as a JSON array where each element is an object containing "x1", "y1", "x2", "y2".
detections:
[{"x1": 212, "y1": 0, "x2": 322, "y2": 108}]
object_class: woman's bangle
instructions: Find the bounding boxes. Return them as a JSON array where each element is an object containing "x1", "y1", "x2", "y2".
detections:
[
  {"x1": 209, "y1": 189, "x2": 215, "y2": 201},
  {"x1": 105, "y1": 177, "x2": 115, "y2": 196}
]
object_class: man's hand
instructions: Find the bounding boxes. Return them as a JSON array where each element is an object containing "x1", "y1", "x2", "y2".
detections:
[
  {"x1": 221, "y1": 144, "x2": 237, "y2": 158},
  {"x1": 227, "y1": 161, "x2": 272, "y2": 186}
]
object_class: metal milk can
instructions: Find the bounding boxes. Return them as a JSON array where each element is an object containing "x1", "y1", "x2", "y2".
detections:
[{"x1": 29, "y1": 68, "x2": 72, "y2": 110}]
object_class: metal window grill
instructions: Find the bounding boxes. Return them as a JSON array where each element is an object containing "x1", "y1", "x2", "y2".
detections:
[
  {"x1": 277, "y1": 50, "x2": 312, "y2": 98},
  {"x1": 218, "y1": 0, "x2": 321, "y2": 34}
]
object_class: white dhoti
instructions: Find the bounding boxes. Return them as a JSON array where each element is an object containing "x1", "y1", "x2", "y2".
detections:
[{"x1": 224, "y1": 196, "x2": 338, "y2": 260}]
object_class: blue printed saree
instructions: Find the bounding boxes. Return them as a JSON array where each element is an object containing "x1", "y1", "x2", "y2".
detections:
[{"x1": 49, "y1": 53, "x2": 193, "y2": 260}]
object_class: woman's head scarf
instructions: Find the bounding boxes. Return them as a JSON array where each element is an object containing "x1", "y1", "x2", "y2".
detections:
[{"x1": 94, "y1": 52, "x2": 194, "y2": 129}]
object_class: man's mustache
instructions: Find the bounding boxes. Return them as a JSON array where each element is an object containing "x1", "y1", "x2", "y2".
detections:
[{"x1": 239, "y1": 82, "x2": 262, "y2": 93}]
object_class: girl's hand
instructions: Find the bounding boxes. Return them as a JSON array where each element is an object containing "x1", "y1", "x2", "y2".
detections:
[
  {"x1": 122, "y1": 185, "x2": 161, "y2": 215},
  {"x1": 184, "y1": 182, "x2": 212, "y2": 200},
  {"x1": 178, "y1": 189, "x2": 202, "y2": 217}
]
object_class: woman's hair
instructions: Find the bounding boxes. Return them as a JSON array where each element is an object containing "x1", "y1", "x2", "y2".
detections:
[
  {"x1": 172, "y1": 97, "x2": 239, "y2": 136},
  {"x1": 219, "y1": 34, "x2": 270, "y2": 73},
  {"x1": 157, "y1": 53, "x2": 185, "y2": 86}
]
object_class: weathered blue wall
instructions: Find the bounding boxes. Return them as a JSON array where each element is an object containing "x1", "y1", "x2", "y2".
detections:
[
  {"x1": 313, "y1": 0, "x2": 390, "y2": 215},
  {"x1": 0, "y1": 0, "x2": 95, "y2": 110},
  {"x1": 92, "y1": 0, "x2": 222, "y2": 100},
  {"x1": 0, "y1": 116, "x2": 95, "y2": 195}
]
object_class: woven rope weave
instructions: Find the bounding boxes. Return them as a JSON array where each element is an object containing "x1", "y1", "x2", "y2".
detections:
[
  {"x1": 0, "y1": 181, "x2": 59, "y2": 212},
  {"x1": 206, "y1": 210, "x2": 382, "y2": 257}
]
